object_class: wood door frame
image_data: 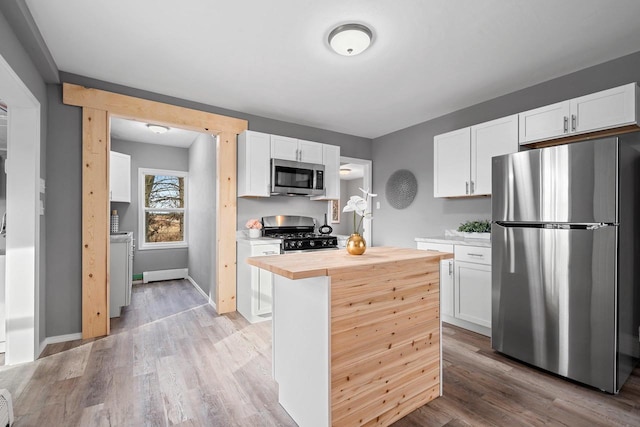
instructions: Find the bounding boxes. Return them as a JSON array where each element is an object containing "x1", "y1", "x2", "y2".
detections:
[{"x1": 63, "y1": 83, "x2": 247, "y2": 338}]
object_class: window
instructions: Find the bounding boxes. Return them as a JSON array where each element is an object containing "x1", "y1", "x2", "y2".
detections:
[{"x1": 139, "y1": 168, "x2": 188, "y2": 249}]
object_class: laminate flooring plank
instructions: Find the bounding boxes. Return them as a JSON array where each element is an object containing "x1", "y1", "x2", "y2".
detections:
[
  {"x1": 3, "y1": 280, "x2": 639, "y2": 426},
  {"x1": 133, "y1": 372, "x2": 166, "y2": 427},
  {"x1": 78, "y1": 403, "x2": 113, "y2": 427}
]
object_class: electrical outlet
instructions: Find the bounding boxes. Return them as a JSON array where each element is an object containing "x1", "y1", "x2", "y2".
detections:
[{"x1": 376, "y1": 201, "x2": 380, "y2": 210}]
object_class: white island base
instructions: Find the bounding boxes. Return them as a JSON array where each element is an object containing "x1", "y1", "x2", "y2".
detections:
[
  {"x1": 248, "y1": 247, "x2": 448, "y2": 427},
  {"x1": 273, "y1": 275, "x2": 330, "y2": 427}
]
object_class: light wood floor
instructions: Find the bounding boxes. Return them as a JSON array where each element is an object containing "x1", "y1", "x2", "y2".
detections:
[{"x1": 0, "y1": 280, "x2": 638, "y2": 426}]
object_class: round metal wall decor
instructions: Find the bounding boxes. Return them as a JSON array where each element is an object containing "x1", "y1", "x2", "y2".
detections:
[{"x1": 385, "y1": 169, "x2": 418, "y2": 209}]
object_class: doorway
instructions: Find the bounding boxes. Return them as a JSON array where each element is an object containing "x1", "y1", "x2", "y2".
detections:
[
  {"x1": 333, "y1": 157, "x2": 373, "y2": 245},
  {"x1": 108, "y1": 117, "x2": 217, "y2": 323},
  {"x1": 0, "y1": 54, "x2": 42, "y2": 365}
]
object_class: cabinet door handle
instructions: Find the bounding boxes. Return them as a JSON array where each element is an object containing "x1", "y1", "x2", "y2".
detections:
[
  {"x1": 571, "y1": 114, "x2": 577, "y2": 131},
  {"x1": 470, "y1": 181, "x2": 475, "y2": 194},
  {"x1": 563, "y1": 116, "x2": 568, "y2": 133},
  {"x1": 467, "y1": 253, "x2": 484, "y2": 257},
  {"x1": 262, "y1": 251, "x2": 279, "y2": 255},
  {"x1": 448, "y1": 260, "x2": 453, "y2": 276},
  {"x1": 465, "y1": 182, "x2": 469, "y2": 195}
]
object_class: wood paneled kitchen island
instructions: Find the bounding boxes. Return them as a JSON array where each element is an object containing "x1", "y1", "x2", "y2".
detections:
[{"x1": 247, "y1": 246, "x2": 453, "y2": 427}]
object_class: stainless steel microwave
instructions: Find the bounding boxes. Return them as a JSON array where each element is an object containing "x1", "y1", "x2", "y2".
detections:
[{"x1": 271, "y1": 158, "x2": 325, "y2": 196}]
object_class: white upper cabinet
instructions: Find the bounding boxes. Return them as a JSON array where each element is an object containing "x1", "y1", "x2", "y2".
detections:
[
  {"x1": 238, "y1": 130, "x2": 271, "y2": 197},
  {"x1": 311, "y1": 143, "x2": 340, "y2": 200},
  {"x1": 270, "y1": 135, "x2": 299, "y2": 161},
  {"x1": 471, "y1": 114, "x2": 519, "y2": 195},
  {"x1": 572, "y1": 83, "x2": 637, "y2": 133},
  {"x1": 298, "y1": 139, "x2": 324, "y2": 164},
  {"x1": 110, "y1": 151, "x2": 131, "y2": 203},
  {"x1": 434, "y1": 127, "x2": 471, "y2": 198},
  {"x1": 434, "y1": 114, "x2": 518, "y2": 198},
  {"x1": 518, "y1": 101, "x2": 571, "y2": 144},
  {"x1": 271, "y1": 135, "x2": 324, "y2": 164},
  {"x1": 519, "y1": 83, "x2": 639, "y2": 145}
]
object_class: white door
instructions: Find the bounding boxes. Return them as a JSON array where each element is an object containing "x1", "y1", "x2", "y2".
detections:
[
  {"x1": 298, "y1": 140, "x2": 324, "y2": 164},
  {"x1": 440, "y1": 259, "x2": 454, "y2": 318},
  {"x1": 471, "y1": 114, "x2": 518, "y2": 196},
  {"x1": 270, "y1": 135, "x2": 299, "y2": 161},
  {"x1": 518, "y1": 100, "x2": 571, "y2": 144},
  {"x1": 572, "y1": 83, "x2": 637, "y2": 134},
  {"x1": 455, "y1": 261, "x2": 491, "y2": 328},
  {"x1": 433, "y1": 127, "x2": 471, "y2": 197},
  {"x1": 254, "y1": 245, "x2": 278, "y2": 315}
]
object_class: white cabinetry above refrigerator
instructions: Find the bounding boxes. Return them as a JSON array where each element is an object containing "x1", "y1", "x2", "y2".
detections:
[{"x1": 519, "y1": 82, "x2": 639, "y2": 145}]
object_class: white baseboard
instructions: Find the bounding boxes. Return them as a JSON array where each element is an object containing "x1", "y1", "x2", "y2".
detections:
[
  {"x1": 143, "y1": 268, "x2": 188, "y2": 283},
  {"x1": 186, "y1": 276, "x2": 217, "y2": 312},
  {"x1": 38, "y1": 332, "x2": 83, "y2": 357}
]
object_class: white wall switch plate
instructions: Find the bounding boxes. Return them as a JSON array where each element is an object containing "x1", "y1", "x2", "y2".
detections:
[
  {"x1": 376, "y1": 201, "x2": 380, "y2": 209},
  {"x1": 40, "y1": 178, "x2": 46, "y2": 193}
]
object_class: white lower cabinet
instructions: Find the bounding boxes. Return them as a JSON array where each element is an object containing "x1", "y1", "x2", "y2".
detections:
[
  {"x1": 237, "y1": 239, "x2": 280, "y2": 323},
  {"x1": 110, "y1": 232, "x2": 134, "y2": 318},
  {"x1": 417, "y1": 240, "x2": 491, "y2": 336},
  {"x1": 454, "y1": 261, "x2": 491, "y2": 328}
]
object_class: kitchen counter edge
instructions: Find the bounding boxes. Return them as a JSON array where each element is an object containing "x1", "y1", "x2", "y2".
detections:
[
  {"x1": 415, "y1": 236, "x2": 491, "y2": 248},
  {"x1": 247, "y1": 246, "x2": 453, "y2": 280}
]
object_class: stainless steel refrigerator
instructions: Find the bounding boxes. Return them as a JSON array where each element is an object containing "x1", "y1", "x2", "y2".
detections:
[{"x1": 491, "y1": 135, "x2": 640, "y2": 393}]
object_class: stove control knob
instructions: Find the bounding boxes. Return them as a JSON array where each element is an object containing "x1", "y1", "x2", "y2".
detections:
[
  {"x1": 322, "y1": 240, "x2": 328, "y2": 246},
  {"x1": 297, "y1": 241, "x2": 303, "y2": 248},
  {"x1": 310, "y1": 241, "x2": 315, "y2": 247}
]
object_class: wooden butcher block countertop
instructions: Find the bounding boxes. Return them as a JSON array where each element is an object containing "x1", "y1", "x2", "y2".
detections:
[{"x1": 246, "y1": 246, "x2": 453, "y2": 280}]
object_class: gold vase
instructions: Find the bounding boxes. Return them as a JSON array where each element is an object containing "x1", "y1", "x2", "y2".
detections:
[{"x1": 346, "y1": 233, "x2": 366, "y2": 255}]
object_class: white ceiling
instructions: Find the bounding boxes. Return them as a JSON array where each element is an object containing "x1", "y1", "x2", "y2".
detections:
[
  {"x1": 25, "y1": 0, "x2": 640, "y2": 139},
  {"x1": 110, "y1": 117, "x2": 203, "y2": 147}
]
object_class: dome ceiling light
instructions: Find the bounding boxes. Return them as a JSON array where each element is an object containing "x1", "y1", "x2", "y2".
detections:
[
  {"x1": 328, "y1": 23, "x2": 373, "y2": 56},
  {"x1": 146, "y1": 124, "x2": 170, "y2": 134}
]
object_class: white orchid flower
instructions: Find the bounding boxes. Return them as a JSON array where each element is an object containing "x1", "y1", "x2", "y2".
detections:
[
  {"x1": 359, "y1": 187, "x2": 378, "y2": 198},
  {"x1": 343, "y1": 195, "x2": 367, "y2": 216},
  {"x1": 344, "y1": 189, "x2": 377, "y2": 235}
]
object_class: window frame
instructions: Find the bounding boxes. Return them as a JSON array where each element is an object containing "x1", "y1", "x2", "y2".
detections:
[{"x1": 138, "y1": 167, "x2": 188, "y2": 250}]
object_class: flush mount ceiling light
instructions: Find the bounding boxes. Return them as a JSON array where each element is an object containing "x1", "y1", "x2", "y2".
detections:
[
  {"x1": 339, "y1": 168, "x2": 352, "y2": 175},
  {"x1": 146, "y1": 124, "x2": 170, "y2": 134},
  {"x1": 328, "y1": 23, "x2": 372, "y2": 56}
]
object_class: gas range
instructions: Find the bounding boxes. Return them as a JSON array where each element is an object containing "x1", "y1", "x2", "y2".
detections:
[{"x1": 262, "y1": 215, "x2": 338, "y2": 253}]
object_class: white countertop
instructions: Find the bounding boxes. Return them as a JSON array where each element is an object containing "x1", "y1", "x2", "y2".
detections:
[
  {"x1": 110, "y1": 231, "x2": 133, "y2": 243},
  {"x1": 415, "y1": 230, "x2": 491, "y2": 248}
]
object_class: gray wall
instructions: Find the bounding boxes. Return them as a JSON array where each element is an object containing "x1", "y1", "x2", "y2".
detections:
[
  {"x1": 0, "y1": 6, "x2": 48, "y2": 344},
  {"x1": 45, "y1": 84, "x2": 80, "y2": 336},
  {"x1": 187, "y1": 133, "x2": 216, "y2": 296},
  {"x1": 111, "y1": 138, "x2": 189, "y2": 275},
  {"x1": 372, "y1": 50, "x2": 640, "y2": 248}
]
